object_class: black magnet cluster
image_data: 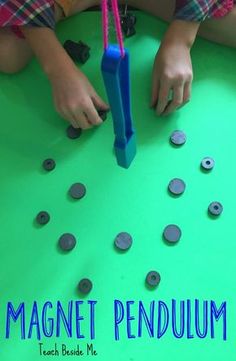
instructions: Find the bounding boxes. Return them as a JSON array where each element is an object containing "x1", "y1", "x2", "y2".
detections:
[
  {"x1": 64, "y1": 40, "x2": 90, "y2": 64},
  {"x1": 120, "y1": 12, "x2": 136, "y2": 38}
]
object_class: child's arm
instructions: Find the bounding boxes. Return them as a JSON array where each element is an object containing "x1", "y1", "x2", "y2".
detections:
[
  {"x1": 151, "y1": 19, "x2": 200, "y2": 116},
  {"x1": 22, "y1": 26, "x2": 109, "y2": 129}
]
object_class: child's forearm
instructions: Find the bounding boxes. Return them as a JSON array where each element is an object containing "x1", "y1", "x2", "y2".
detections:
[
  {"x1": 164, "y1": 20, "x2": 200, "y2": 48},
  {"x1": 21, "y1": 26, "x2": 76, "y2": 79}
]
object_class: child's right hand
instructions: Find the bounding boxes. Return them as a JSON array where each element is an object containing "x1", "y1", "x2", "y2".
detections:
[
  {"x1": 21, "y1": 27, "x2": 109, "y2": 129},
  {"x1": 49, "y1": 65, "x2": 109, "y2": 129},
  {"x1": 150, "y1": 20, "x2": 199, "y2": 116},
  {"x1": 151, "y1": 40, "x2": 193, "y2": 116}
]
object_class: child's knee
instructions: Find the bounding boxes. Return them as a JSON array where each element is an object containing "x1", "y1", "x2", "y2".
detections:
[
  {"x1": 230, "y1": 6, "x2": 236, "y2": 23},
  {"x1": 0, "y1": 57, "x2": 26, "y2": 75},
  {"x1": 0, "y1": 30, "x2": 32, "y2": 74},
  {"x1": 199, "y1": 5, "x2": 236, "y2": 48}
]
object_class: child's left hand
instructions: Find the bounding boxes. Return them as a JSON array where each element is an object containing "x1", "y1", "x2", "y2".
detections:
[{"x1": 151, "y1": 39, "x2": 193, "y2": 116}]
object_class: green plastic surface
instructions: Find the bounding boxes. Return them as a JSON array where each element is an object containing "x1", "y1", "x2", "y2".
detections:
[{"x1": 1, "y1": 11, "x2": 236, "y2": 361}]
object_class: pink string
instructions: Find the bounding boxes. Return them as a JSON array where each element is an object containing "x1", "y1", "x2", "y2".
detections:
[
  {"x1": 101, "y1": 0, "x2": 125, "y2": 57},
  {"x1": 111, "y1": 0, "x2": 124, "y2": 57},
  {"x1": 101, "y1": 0, "x2": 108, "y2": 51}
]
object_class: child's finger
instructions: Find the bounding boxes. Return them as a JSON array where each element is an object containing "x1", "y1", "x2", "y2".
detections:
[
  {"x1": 183, "y1": 81, "x2": 192, "y2": 103},
  {"x1": 173, "y1": 81, "x2": 191, "y2": 111},
  {"x1": 83, "y1": 99, "x2": 103, "y2": 126},
  {"x1": 91, "y1": 93, "x2": 110, "y2": 111},
  {"x1": 163, "y1": 84, "x2": 184, "y2": 115},
  {"x1": 156, "y1": 81, "x2": 170, "y2": 115},
  {"x1": 71, "y1": 110, "x2": 92, "y2": 129},
  {"x1": 150, "y1": 72, "x2": 160, "y2": 108},
  {"x1": 70, "y1": 117, "x2": 80, "y2": 129},
  {"x1": 57, "y1": 108, "x2": 79, "y2": 129}
]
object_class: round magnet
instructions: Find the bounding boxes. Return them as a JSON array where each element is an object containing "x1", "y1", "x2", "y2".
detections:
[
  {"x1": 66, "y1": 125, "x2": 82, "y2": 139},
  {"x1": 201, "y1": 157, "x2": 215, "y2": 171},
  {"x1": 59, "y1": 233, "x2": 76, "y2": 251},
  {"x1": 146, "y1": 271, "x2": 161, "y2": 288},
  {"x1": 43, "y1": 158, "x2": 56, "y2": 171},
  {"x1": 78, "y1": 278, "x2": 93, "y2": 294},
  {"x1": 69, "y1": 183, "x2": 86, "y2": 200},
  {"x1": 170, "y1": 130, "x2": 186, "y2": 146},
  {"x1": 163, "y1": 224, "x2": 182, "y2": 243},
  {"x1": 168, "y1": 178, "x2": 186, "y2": 196},
  {"x1": 208, "y1": 202, "x2": 223, "y2": 216},
  {"x1": 36, "y1": 211, "x2": 50, "y2": 225},
  {"x1": 114, "y1": 232, "x2": 133, "y2": 251}
]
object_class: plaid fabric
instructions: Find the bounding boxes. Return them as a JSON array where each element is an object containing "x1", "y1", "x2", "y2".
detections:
[
  {"x1": 0, "y1": 0, "x2": 235, "y2": 30},
  {"x1": 0, "y1": 0, "x2": 55, "y2": 28},
  {"x1": 175, "y1": 0, "x2": 235, "y2": 21}
]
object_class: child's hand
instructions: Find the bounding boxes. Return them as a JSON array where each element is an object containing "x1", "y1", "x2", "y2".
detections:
[
  {"x1": 151, "y1": 40, "x2": 193, "y2": 116},
  {"x1": 21, "y1": 27, "x2": 109, "y2": 129},
  {"x1": 50, "y1": 66, "x2": 109, "y2": 129}
]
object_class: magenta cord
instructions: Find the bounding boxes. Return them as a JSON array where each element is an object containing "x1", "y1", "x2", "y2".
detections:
[
  {"x1": 101, "y1": 0, "x2": 108, "y2": 51},
  {"x1": 101, "y1": 0, "x2": 125, "y2": 57},
  {"x1": 111, "y1": 0, "x2": 125, "y2": 57}
]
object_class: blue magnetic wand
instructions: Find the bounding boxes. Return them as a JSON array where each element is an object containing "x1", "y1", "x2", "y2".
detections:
[{"x1": 101, "y1": 0, "x2": 136, "y2": 169}]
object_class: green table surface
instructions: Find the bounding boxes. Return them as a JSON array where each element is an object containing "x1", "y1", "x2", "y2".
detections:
[{"x1": 1, "y1": 11, "x2": 236, "y2": 361}]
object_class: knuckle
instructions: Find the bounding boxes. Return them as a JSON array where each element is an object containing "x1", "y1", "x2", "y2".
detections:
[
  {"x1": 178, "y1": 72, "x2": 185, "y2": 79},
  {"x1": 175, "y1": 71, "x2": 193, "y2": 84},
  {"x1": 57, "y1": 99, "x2": 75, "y2": 113},
  {"x1": 70, "y1": 97, "x2": 88, "y2": 112},
  {"x1": 68, "y1": 101, "x2": 80, "y2": 112},
  {"x1": 162, "y1": 71, "x2": 172, "y2": 81},
  {"x1": 176, "y1": 73, "x2": 186, "y2": 83},
  {"x1": 81, "y1": 99, "x2": 92, "y2": 111},
  {"x1": 186, "y1": 72, "x2": 193, "y2": 82},
  {"x1": 188, "y1": 71, "x2": 193, "y2": 80}
]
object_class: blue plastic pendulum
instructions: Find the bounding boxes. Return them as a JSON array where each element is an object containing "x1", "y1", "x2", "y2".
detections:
[{"x1": 101, "y1": 45, "x2": 136, "y2": 169}]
